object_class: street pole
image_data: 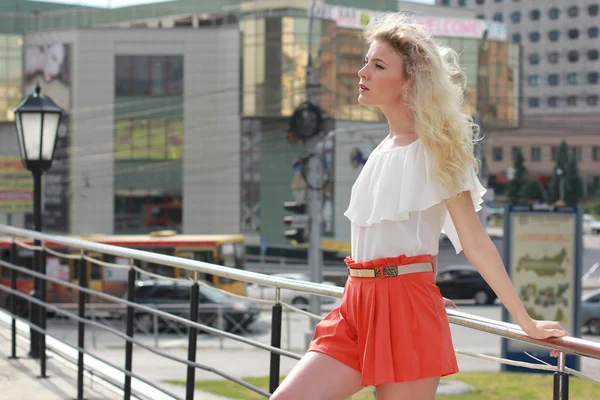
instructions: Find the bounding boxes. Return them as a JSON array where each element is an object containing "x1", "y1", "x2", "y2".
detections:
[
  {"x1": 476, "y1": 30, "x2": 489, "y2": 230},
  {"x1": 30, "y1": 168, "x2": 42, "y2": 358},
  {"x1": 305, "y1": 0, "x2": 323, "y2": 345}
]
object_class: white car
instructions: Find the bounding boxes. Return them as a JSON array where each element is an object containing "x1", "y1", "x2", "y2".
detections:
[
  {"x1": 583, "y1": 214, "x2": 600, "y2": 235},
  {"x1": 245, "y1": 273, "x2": 337, "y2": 309}
]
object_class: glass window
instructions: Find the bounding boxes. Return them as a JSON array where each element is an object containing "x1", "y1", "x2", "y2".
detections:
[
  {"x1": 511, "y1": 146, "x2": 522, "y2": 161},
  {"x1": 589, "y1": 27, "x2": 599, "y2": 38},
  {"x1": 568, "y1": 51, "x2": 579, "y2": 62},
  {"x1": 475, "y1": 0, "x2": 485, "y2": 4},
  {"x1": 531, "y1": 147, "x2": 542, "y2": 161},
  {"x1": 589, "y1": 72, "x2": 600, "y2": 84},
  {"x1": 588, "y1": 95, "x2": 599, "y2": 106},
  {"x1": 115, "y1": 56, "x2": 131, "y2": 95},
  {"x1": 567, "y1": 73, "x2": 580, "y2": 84},
  {"x1": 568, "y1": 29, "x2": 580, "y2": 39},
  {"x1": 548, "y1": 96, "x2": 559, "y2": 107},
  {"x1": 549, "y1": 8, "x2": 560, "y2": 20},
  {"x1": 549, "y1": 30, "x2": 561, "y2": 41},
  {"x1": 589, "y1": 50, "x2": 599, "y2": 60},
  {"x1": 572, "y1": 147, "x2": 583, "y2": 162},
  {"x1": 511, "y1": 11, "x2": 522, "y2": 23},
  {"x1": 568, "y1": 6, "x2": 579, "y2": 17},
  {"x1": 441, "y1": 0, "x2": 449, "y2": 5},
  {"x1": 530, "y1": 31, "x2": 541, "y2": 42},
  {"x1": 528, "y1": 97, "x2": 540, "y2": 108},
  {"x1": 512, "y1": 33, "x2": 521, "y2": 43},
  {"x1": 493, "y1": 13, "x2": 504, "y2": 22},
  {"x1": 476, "y1": 14, "x2": 485, "y2": 20},
  {"x1": 590, "y1": 5, "x2": 599, "y2": 16},
  {"x1": 528, "y1": 75, "x2": 541, "y2": 86},
  {"x1": 492, "y1": 147, "x2": 503, "y2": 161},
  {"x1": 548, "y1": 52, "x2": 560, "y2": 64},
  {"x1": 529, "y1": 53, "x2": 540, "y2": 65},
  {"x1": 551, "y1": 146, "x2": 559, "y2": 161},
  {"x1": 167, "y1": 56, "x2": 184, "y2": 95},
  {"x1": 494, "y1": 0, "x2": 502, "y2": 2},
  {"x1": 458, "y1": 0, "x2": 467, "y2": 6},
  {"x1": 530, "y1": 9, "x2": 541, "y2": 20},
  {"x1": 548, "y1": 74, "x2": 560, "y2": 85},
  {"x1": 593, "y1": 147, "x2": 600, "y2": 161},
  {"x1": 567, "y1": 96, "x2": 578, "y2": 106},
  {"x1": 132, "y1": 56, "x2": 150, "y2": 95},
  {"x1": 150, "y1": 56, "x2": 166, "y2": 96}
]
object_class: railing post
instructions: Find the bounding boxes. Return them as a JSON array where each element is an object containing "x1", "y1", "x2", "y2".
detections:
[
  {"x1": 39, "y1": 248, "x2": 48, "y2": 378},
  {"x1": 9, "y1": 240, "x2": 17, "y2": 359},
  {"x1": 77, "y1": 250, "x2": 87, "y2": 400},
  {"x1": 185, "y1": 273, "x2": 200, "y2": 400},
  {"x1": 554, "y1": 352, "x2": 569, "y2": 400},
  {"x1": 124, "y1": 264, "x2": 136, "y2": 400},
  {"x1": 269, "y1": 288, "x2": 283, "y2": 394},
  {"x1": 30, "y1": 238, "x2": 42, "y2": 359}
]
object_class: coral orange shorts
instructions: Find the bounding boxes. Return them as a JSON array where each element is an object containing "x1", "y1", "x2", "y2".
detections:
[{"x1": 308, "y1": 254, "x2": 459, "y2": 387}]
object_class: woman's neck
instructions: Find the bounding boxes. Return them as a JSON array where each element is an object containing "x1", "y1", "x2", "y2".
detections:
[{"x1": 381, "y1": 104, "x2": 416, "y2": 138}]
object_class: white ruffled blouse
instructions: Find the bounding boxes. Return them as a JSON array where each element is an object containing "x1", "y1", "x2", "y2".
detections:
[{"x1": 343, "y1": 138, "x2": 486, "y2": 262}]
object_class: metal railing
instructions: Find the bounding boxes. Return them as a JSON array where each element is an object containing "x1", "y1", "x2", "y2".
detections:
[{"x1": 1, "y1": 224, "x2": 600, "y2": 400}]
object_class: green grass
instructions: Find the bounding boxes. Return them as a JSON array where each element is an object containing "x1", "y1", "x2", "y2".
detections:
[{"x1": 165, "y1": 371, "x2": 600, "y2": 399}]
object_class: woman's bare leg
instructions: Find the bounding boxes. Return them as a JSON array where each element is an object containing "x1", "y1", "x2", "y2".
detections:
[
  {"x1": 375, "y1": 376, "x2": 440, "y2": 400},
  {"x1": 270, "y1": 352, "x2": 363, "y2": 400}
]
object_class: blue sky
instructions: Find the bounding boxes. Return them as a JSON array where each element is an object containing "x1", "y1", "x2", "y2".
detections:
[{"x1": 29, "y1": 0, "x2": 174, "y2": 9}]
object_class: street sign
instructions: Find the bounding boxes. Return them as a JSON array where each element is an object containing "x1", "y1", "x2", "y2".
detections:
[{"x1": 501, "y1": 205, "x2": 582, "y2": 372}]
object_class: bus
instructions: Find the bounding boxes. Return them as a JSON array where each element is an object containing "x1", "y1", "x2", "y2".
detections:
[{"x1": 0, "y1": 230, "x2": 245, "y2": 316}]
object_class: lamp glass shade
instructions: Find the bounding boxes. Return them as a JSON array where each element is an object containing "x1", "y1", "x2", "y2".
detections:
[{"x1": 19, "y1": 112, "x2": 60, "y2": 162}]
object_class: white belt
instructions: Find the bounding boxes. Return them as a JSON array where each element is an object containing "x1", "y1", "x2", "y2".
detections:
[{"x1": 348, "y1": 262, "x2": 433, "y2": 278}]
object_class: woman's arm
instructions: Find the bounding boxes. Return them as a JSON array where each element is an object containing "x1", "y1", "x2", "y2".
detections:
[{"x1": 444, "y1": 191, "x2": 567, "y2": 345}]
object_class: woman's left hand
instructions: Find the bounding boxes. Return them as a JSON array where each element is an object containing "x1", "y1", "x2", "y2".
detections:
[
  {"x1": 522, "y1": 319, "x2": 570, "y2": 357},
  {"x1": 443, "y1": 297, "x2": 456, "y2": 308}
]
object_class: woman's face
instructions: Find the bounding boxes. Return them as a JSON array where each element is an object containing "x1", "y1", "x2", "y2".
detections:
[{"x1": 357, "y1": 40, "x2": 407, "y2": 109}]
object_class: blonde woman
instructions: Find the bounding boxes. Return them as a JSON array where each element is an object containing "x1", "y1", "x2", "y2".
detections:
[{"x1": 271, "y1": 12, "x2": 567, "y2": 400}]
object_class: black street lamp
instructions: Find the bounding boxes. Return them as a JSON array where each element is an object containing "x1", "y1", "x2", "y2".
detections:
[{"x1": 13, "y1": 83, "x2": 64, "y2": 359}]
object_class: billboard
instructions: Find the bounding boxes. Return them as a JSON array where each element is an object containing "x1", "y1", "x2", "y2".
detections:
[
  {"x1": 24, "y1": 42, "x2": 71, "y2": 233},
  {"x1": 0, "y1": 157, "x2": 33, "y2": 213},
  {"x1": 308, "y1": 4, "x2": 507, "y2": 40},
  {"x1": 502, "y1": 206, "x2": 582, "y2": 372}
]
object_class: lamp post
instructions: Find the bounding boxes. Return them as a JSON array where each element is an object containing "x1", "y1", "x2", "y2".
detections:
[
  {"x1": 12, "y1": 84, "x2": 64, "y2": 359},
  {"x1": 556, "y1": 168, "x2": 565, "y2": 202}
]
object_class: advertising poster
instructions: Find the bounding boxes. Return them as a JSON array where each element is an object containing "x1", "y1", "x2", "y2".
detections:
[
  {"x1": 502, "y1": 206, "x2": 582, "y2": 372},
  {"x1": 24, "y1": 43, "x2": 71, "y2": 233},
  {"x1": 0, "y1": 156, "x2": 33, "y2": 213}
]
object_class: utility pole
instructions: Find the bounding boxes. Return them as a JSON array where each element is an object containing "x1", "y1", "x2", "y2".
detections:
[{"x1": 305, "y1": 0, "x2": 323, "y2": 345}]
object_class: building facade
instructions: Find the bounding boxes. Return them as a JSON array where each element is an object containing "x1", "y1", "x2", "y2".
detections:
[
  {"x1": 0, "y1": 1, "x2": 524, "y2": 247},
  {"x1": 22, "y1": 27, "x2": 240, "y2": 235},
  {"x1": 436, "y1": 0, "x2": 600, "y2": 116}
]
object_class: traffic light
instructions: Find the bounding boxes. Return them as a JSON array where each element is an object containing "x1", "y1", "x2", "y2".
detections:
[{"x1": 283, "y1": 201, "x2": 309, "y2": 244}]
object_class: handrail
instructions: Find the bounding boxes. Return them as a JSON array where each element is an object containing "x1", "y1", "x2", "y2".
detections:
[
  {"x1": 0, "y1": 225, "x2": 341, "y2": 299},
  {"x1": 2, "y1": 224, "x2": 600, "y2": 362}
]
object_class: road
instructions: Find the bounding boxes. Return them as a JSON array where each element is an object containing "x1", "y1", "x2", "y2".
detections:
[{"x1": 247, "y1": 236, "x2": 600, "y2": 283}]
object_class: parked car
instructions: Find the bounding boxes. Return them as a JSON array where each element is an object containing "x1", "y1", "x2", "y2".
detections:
[
  {"x1": 246, "y1": 273, "x2": 337, "y2": 309},
  {"x1": 130, "y1": 280, "x2": 260, "y2": 333},
  {"x1": 582, "y1": 289, "x2": 600, "y2": 335},
  {"x1": 583, "y1": 214, "x2": 600, "y2": 235},
  {"x1": 435, "y1": 265, "x2": 497, "y2": 305}
]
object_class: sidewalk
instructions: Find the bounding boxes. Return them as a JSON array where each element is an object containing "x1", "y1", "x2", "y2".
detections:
[
  {"x1": 0, "y1": 339, "x2": 119, "y2": 400},
  {"x1": 0, "y1": 313, "x2": 234, "y2": 400}
]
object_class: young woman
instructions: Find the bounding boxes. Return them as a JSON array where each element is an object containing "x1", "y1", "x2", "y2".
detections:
[{"x1": 271, "y1": 12, "x2": 567, "y2": 400}]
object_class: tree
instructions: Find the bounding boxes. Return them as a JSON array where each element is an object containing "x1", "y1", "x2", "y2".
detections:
[
  {"x1": 506, "y1": 147, "x2": 527, "y2": 205},
  {"x1": 519, "y1": 180, "x2": 545, "y2": 205},
  {"x1": 548, "y1": 141, "x2": 570, "y2": 204},
  {"x1": 564, "y1": 154, "x2": 584, "y2": 206}
]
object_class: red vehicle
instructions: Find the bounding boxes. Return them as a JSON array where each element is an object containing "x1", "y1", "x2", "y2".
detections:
[{"x1": 0, "y1": 231, "x2": 246, "y2": 316}]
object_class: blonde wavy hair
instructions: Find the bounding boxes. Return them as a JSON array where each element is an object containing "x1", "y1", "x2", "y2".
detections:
[{"x1": 363, "y1": 12, "x2": 480, "y2": 196}]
